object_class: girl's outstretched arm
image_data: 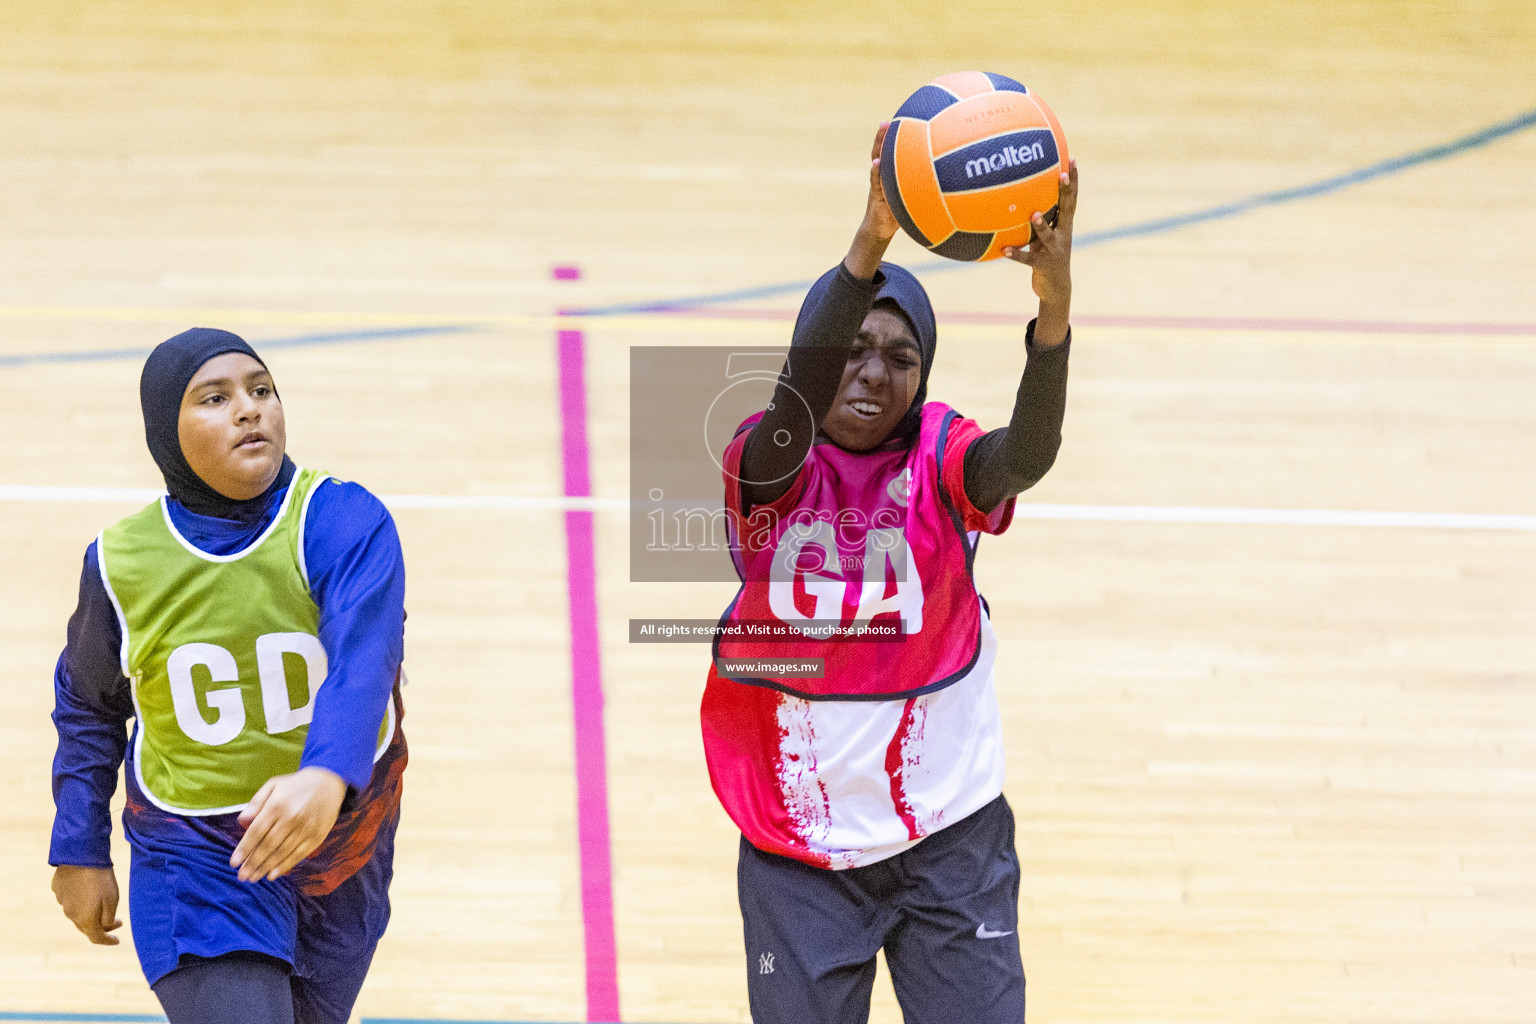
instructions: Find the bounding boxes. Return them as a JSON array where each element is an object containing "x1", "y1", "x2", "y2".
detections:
[
  {"x1": 965, "y1": 161, "x2": 1080, "y2": 512},
  {"x1": 738, "y1": 124, "x2": 898, "y2": 508}
]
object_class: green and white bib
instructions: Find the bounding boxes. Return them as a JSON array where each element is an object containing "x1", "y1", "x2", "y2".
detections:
[{"x1": 98, "y1": 468, "x2": 390, "y2": 814}]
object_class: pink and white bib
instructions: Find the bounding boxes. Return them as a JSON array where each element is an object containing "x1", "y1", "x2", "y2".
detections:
[{"x1": 703, "y1": 403, "x2": 1017, "y2": 867}]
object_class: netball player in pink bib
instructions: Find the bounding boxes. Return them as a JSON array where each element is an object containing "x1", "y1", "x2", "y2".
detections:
[{"x1": 701, "y1": 125, "x2": 1078, "y2": 1024}]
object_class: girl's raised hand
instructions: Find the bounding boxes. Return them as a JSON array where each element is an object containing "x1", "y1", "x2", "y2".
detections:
[
  {"x1": 846, "y1": 122, "x2": 900, "y2": 280},
  {"x1": 1002, "y1": 158, "x2": 1078, "y2": 307},
  {"x1": 863, "y1": 122, "x2": 900, "y2": 242},
  {"x1": 1002, "y1": 159, "x2": 1077, "y2": 348}
]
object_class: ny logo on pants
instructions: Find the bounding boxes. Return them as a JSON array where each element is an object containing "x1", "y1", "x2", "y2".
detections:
[{"x1": 759, "y1": 952, "x2": 775, "y2": 975}]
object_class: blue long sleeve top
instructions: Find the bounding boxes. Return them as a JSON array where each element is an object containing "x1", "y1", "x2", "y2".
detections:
[{"x1": 49, "y1": 476, "x2": 406, "y2": 868}]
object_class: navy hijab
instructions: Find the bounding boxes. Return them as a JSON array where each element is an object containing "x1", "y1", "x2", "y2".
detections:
[
  {"x1": 140, "y1": 327, "x2": 295, "y2": 523},
  {"x1": 794, "y1": 260, "x2": 938, "y2": 449}
]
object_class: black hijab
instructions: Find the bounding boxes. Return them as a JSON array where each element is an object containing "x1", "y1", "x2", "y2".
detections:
[
  {"x1": 794, "y1": 260, "x2": 938, "y2": 449},
  {"x1": 140, "y1": 327, "x2": 295, "y2": 523}
]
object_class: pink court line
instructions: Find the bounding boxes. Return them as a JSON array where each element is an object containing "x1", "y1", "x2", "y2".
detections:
[
  {"x1": 556, "y1": 325, "x2": 621, "y2": 1023},
  {"x1": 603, "y1": 306, "x2": 1536, "y2": 336}
]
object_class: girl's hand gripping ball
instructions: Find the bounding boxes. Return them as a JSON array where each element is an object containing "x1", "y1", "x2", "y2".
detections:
[{"x1": 1003, "y1": 160, "x2": 1079, "y2": 309}]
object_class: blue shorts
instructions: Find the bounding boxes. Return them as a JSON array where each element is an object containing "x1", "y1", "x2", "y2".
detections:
[
  {"x1": 127, "y1": 829, "x2": 393, "y2": 985},
  {"x1": 126, "y1": 801, "x2": 396, "y2": 989},
  {"x1": 738, "y1": 794, "x2": 1025, "y2": 1024},
  {"x1": 121, "y1": 725, "x2": 405, "y2": 1018}
]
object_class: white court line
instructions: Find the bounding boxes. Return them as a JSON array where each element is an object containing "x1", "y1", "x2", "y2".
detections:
[
  {"x1": 0, "y1": 485, "x2": 1532, "y2": 530},
  {"x1": 0, "y1": 485, "x2": 165, "y2": 504},
  {"x1": 1009, "y1": 503, "x2": 1536, "y2": 531},
  {"x1": 0, "y1": 485, "x2": 626, "y2": 513},
  {"x1": 382, "y1": 493, "x2": 626, "y2": 512}
]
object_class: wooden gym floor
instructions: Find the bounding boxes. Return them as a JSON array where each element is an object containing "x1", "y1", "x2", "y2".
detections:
[{"x1": 1, "y1": 2, "x2": 1533, "y2": 1022}]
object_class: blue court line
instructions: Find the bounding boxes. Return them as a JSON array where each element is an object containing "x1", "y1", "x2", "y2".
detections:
[
  {"x1": 0, "y1": 1015, "x2": 166, "y2": 1022},
  {"x1": 4, "y1": 106, "x2": 1532, "y2": 366},
  {"x1": 569, "y1": 104, "x2": 1536, "y2": 317},
  {"x1": 0, "y1": 324, "x2": 474, "y2": 369}
]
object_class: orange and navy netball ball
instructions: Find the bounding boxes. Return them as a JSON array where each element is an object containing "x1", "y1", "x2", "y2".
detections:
[{"x1": 880, "y1": 71, "x2": 1069, "y2": 262}]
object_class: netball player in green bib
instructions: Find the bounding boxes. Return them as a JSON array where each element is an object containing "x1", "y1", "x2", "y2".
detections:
[{"x1": 48, "y1": 328, "x2": 408, "y2": 1024}]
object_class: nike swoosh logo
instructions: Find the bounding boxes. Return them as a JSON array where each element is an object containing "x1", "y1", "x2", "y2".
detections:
[{"x1": 976, "y1": 923, "x2": 1014, "y2": 939}]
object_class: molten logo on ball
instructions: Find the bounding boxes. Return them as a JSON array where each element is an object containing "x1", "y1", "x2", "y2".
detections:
[
  {"x1": 964, "y1": 144, "x2": 1046, "y2": 180},
  {"x1": 943, "y1": 130, "x2": 1059, "y2": 192}
]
